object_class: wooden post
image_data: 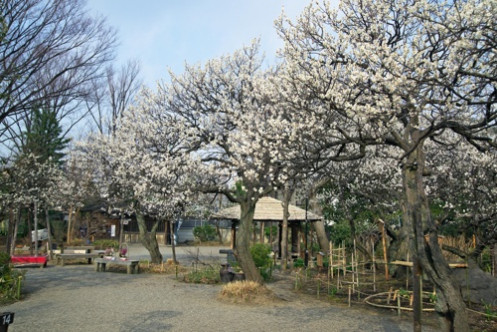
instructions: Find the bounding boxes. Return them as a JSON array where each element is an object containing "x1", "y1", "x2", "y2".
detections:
[
  {"x1": 268, "y1": 222, "x2": 272, "y2": 247},
  {"x1": 397, "y1": 293, "x2": 401, "y2": 317},
  {"x1": 230, "y1": 222, "x2": 236, "y2": 249},
  {"x1": 259, "y1": 222, "x2": 265, "y2": 244},
  {"x1": 330, "y1": 242, "x2": 334, "y2": 278},
  {"x1": 387, "y1": 287, "x2": 393, "y2": 305},
  {"x1": 378, "y1": 219, "x2": 389, "y2": 280},
  {"x1": 406, "y1": 252, "x2": 410, "y2": 289},
  {"x1": 351, "y1": 252, "x2": 355, "y2": 294},
  {"x1": 372, "y1": 239, "x2": 376, "y2": 292},
  {"x1": 170, "y1": 220, "x2": 177, "y2": 263},
  {"x1": 46, "y1": 208, "x2": 53, "y2": 260},
  {"x1": 34, "y1": 200, "x2": 39, "y2": 257},
  {"x1": 348, "y1": 285, "x2": 351, "y2": 307}
]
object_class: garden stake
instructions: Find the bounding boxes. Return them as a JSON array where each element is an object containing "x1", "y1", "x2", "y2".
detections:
[
  {"x1": 317, "y1": 279, "x2": 321, "y2": 299},
  {"x1": 406, "y1": 252, "x2": 409, "y2": 290},
  {"x1": 326, "y1": 260, "x2": 330, "y2": 295},
  {"x1": 387, "y1": 287, "x2": 393, "y2": 305},
  {"x1": 397, "y1": 294, "x2": 401, "y2": 317},
  {"x1": 17, "y1": 276, "x2": 22, "y2": 299},
  {"x1": 351, "y1": 252, "x2": 355, "y2": 294},
  {"x1": 330, "y1": 242, "x2": 333, "y2": 278},
  {"x1": 372, "y1": 239, "x2": 376, "y2": 292},
  {"x1": 348, "y1": 285, "x2": 351, "y2": 307},
  {"x1": 354, "y1": 244, "x2": 360, "y2": 299},
  {"x1": 378, "y1": 219, "x2": 389, "y2": 280}
]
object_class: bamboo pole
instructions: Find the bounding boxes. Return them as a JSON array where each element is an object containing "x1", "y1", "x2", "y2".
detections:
[
  {"x1": 378, "y1": 219, "x2": 389, "y2": 280},
  {"x1": 351, "y1": 252, "x2": 355, "y2": 294},
  {"x1": 348, "y1": 285, "x2": 351, "y2": 307},
  {"x1": 406, "y1": 252, "x2": 410, "y2": 289},
  {"x1": 330, "y1": 242, "x2": 333, "y2": 278},
  {"x1": 354, "y1": 239, "x2": 359, "y2": 299},
  {"x1": 372, "y1": 239, "x2": 376, "y2": 292}
]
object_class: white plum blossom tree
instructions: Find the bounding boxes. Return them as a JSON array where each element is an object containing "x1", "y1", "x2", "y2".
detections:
[
  {"x1": 164, "y1": 42, "x2": 291, "y2": 282},
  {"x1": 1, "y1": 153, "x2": 60, "y2": 255},
  {"x1": 83, "y1": 87, "x2": 199, "y2": 264},
  {"x1": 277, "y1": 0, "x2": 497, "y2": 330}
]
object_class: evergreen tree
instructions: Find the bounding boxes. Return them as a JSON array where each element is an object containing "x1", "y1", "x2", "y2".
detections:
[{"x1": 21, "y1": 107, "x2": 70, "y2": 165}]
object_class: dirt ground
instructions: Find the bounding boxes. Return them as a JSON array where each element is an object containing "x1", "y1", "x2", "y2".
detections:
[{"x1": 3, "y1": 244, "x2": 495, "y2": 331}]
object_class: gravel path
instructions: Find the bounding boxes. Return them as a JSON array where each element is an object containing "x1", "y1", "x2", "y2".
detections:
[{"x1": 1, "y1": 246, "x2": 438, "y2": 332}]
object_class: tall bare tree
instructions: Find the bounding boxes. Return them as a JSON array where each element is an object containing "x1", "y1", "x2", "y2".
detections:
[
  {"x1": 85, "y1": 60, "x2": 142, "y2": 136},
  {"x1": 0, "y1": 0, "x2": 117, "y2": 153}
]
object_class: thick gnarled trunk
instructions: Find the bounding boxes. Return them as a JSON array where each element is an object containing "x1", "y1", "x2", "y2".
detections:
[
  {"x1": 136, "y1": 213, "x2": 163, "y2": 264},
  {"x1": 234, "y1": 200, "x2": 262, "y2": 283},
  {"x1": 403, "y1": 144, "x2": 469, "y2": 332}
]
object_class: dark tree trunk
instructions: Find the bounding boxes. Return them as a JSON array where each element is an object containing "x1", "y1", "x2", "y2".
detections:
[
  {"x1": 136, "y1": 213, "x2": 163, "y2": 264},
  {"x1": 234, "y1": 199, "x2": 262, "y2": 283},
  {"x1": 348, "y1": 218, "x2": 373, "y2": 263},
  {"x1": 46, "y1": 208, "x2": 53, "y2": 260},
  {"x1": 34, "y1": 201, "x2": 39, "y2": 257},
  {"x1": 170, "y1": 220, "x2": 177, "y2": 264},
  {"x1": 11, "y1": 208, "x2": 20, "y2": 255},
  {"x1": 214, "y1": 220, "x2": 223, "y2": 244},
  {"x1": 314, "y1": 220, "x2": 329, "y2": 254},
  {"x1": 403, "y1": 143, "x2": 469, "y2": 332},
  {"x1": 308, "y1": 192, "x2": 330, "y2": 253},
  {"x1": 6, "y1": 206, "x2": 14, "y2": 255},
  {"x1": 387, "y1": 223, "x2": 411, "y2": 278},
  {"x1": 281, "y1": 188, "x2": 292, "y2": 270},
  {"x1": 27, "y1": 207, "x2": 33, "y2": 255}
]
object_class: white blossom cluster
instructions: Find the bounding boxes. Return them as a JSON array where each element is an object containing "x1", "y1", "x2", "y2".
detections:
[
  {"x1": 81, "y1": 88, "x2": 200, "y2": 219},
  {"x1": 1, "y1": 153, "x2": 60, "y2": 209},
  {"x1": 276, "y1": 0, "x2": 497, "y2": 154},
  {"x1": 163, "y1": 41, "x2": 293, "y2": 202}
]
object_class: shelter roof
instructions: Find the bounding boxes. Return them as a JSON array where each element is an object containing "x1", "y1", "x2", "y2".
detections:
[{"x1": 212, "y1": 196, "x2": 322, "y2": 222}]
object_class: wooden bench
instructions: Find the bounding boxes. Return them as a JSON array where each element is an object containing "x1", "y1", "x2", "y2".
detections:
[
  {"x1": 56, "y1": 253, "x2": 101, "y2": 266},
  {"x1": 94, "y1": 258, "x2": 139, "y2": 274}
]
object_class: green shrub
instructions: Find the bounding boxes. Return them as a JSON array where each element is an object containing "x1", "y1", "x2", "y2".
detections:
[
  {"x1": 92, "y1": 239, "x2": 119, "y2": 250},
  {"x1": 250, "y1": 243, "x2": 273, "y2": 281},
  {"x1": 183, "y1": 267, "x2": 220, "y2": 284},
  {"x1": 293, "y1": 258, "x2": 305, "y2": 268},
  {"x1": 193, "y1": 224, "x2": 217, "y2": 242},
  {"x1": 328, "y1": 220, "x2": 352, "y2": 247},
  {"x1": 480, "y1": 248, "x2": 493, "y2": 273},
  {"x1": 0, "y1": 252, "x2": 24, "y2": 302},
  {"x1": 264, "y1": 226, "x2": 277, "y2": 238}
]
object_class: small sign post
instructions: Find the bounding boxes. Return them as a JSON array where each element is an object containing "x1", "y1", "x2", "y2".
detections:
[{"x1": 0, "y1": 312, "x2": 14, "y2": 332}]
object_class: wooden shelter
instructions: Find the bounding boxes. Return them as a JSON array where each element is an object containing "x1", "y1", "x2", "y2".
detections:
[{"x1": 212, "y1": 196, "x2": 322, "y2": 257}]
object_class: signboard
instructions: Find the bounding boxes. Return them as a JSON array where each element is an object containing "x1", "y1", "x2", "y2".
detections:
[
  {"x1": 31, "y1": 229, "x2": 48, "y2": 241},
  {"x1": 0, "y1": 312, "x2": 14, "y2": 332}
]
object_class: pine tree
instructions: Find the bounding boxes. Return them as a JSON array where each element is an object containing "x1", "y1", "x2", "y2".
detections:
[{"x1": 21, "y1": 107, "x2": 70, "y2": 165}]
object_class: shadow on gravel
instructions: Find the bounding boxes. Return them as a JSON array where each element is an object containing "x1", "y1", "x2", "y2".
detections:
[
  {"x1": 120, "y1": 310, "x2": 182, "y2": 332},
  {"x1": 20, "y1": 265, "x2": 142, "y2": 299}
]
